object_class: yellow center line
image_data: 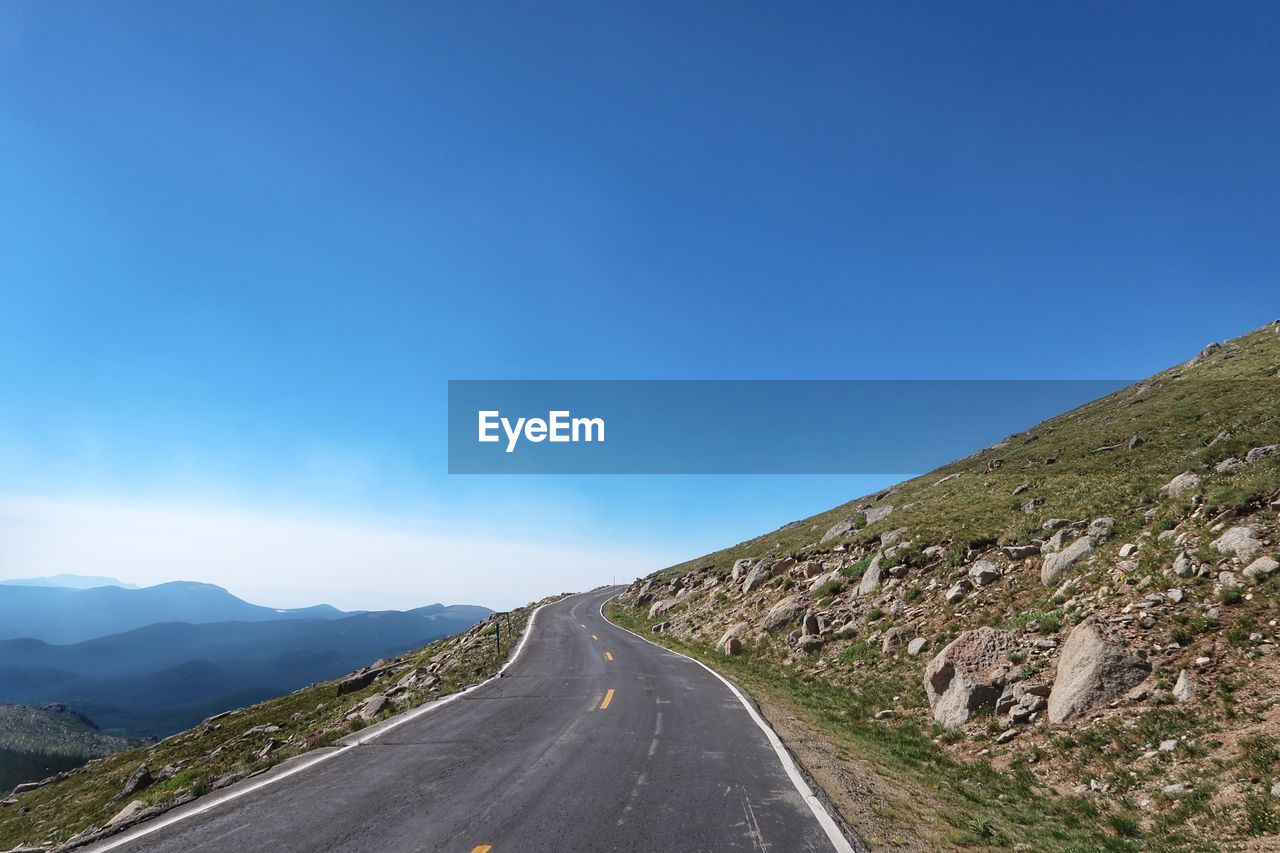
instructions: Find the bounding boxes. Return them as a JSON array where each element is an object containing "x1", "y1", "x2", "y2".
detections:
[
  {"x1": 600, "y1": 688, "x2": 615, "y2": 710},
  {"x1": 592, "y1": 634, "x2": 598, "y2": 640},
  {"x1": 580, "y1": 623, "x2": 586, "y2": 629},
  {"x1": 604, "y1": 651, "x2": 613, "y2": 661},
  {"x1": 472, "y1": 846, "x2": 492, "y2": 853}
]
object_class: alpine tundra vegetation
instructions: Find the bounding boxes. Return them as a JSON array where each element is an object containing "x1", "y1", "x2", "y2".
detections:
[{"x1": 613, "y1": 320, "x2": 1280, "y2": 850}]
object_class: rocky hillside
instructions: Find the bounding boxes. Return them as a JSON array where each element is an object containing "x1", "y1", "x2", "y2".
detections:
[
  {"x1": 0, "y1": 706, "x2": 131, "y2": 794},
  {"x1": 0, "y1": 599, "x2": 556, "y2": 852},
  {"x1": 614, "y1": 320, "x2": 1280, "y2": 850}
]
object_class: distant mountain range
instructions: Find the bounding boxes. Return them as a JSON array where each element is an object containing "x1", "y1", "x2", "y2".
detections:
[
  {"x1": 0, "y1": 581, "x2": 357, "y2": 645},
  {"x1": 0, "y1": 574, "x2": 139, "y2": 590},
  {"x1": 0, "y1": 576, "x2": 492, "y2": 739}
]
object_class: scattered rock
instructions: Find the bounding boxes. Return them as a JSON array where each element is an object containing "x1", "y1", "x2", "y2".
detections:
[
  {"x1": 1246, "y1": 445, "x2": 1278, "y2": 463},
  {"x1": 944, "y1": 579, "x2": 972, "y2": 604},
  {"x1": 923, "y1": 627, "x2": 1013, "y2": 728},
  {"x1": 730, "y1": 558, "x2": 753, "y2": 582},
  {"x1": 118, "y1": 764, "x2": 153, "y2": 799},
  {"x1": 1159, "y1": 739, "x2": 1178, "y2": 753},
  {"x1": 1173, "y1": 669, "x2": 1195, "y2": 703},
  {"x1": 1087, "y1": 517, "x2": 1115, "y2": 539},
  {"x1": 968, "y1": 561, "x2": 1001, "y2": 586},
  {"x1": 106, "y1": 799, "x2": 146, "y2": 828},
  {"x1": 1211, "y1": 527, "x2": 1263, "y2": 563},
  {"x1": 864, "y1": 505, "x2": 895, "y2": 525},
  {"x1": 881, "y1": 527, "x2": 909, "y2": 547},
  {"x1": 1001, "y1": 544, "x2": 1040, "y2": 560},
  {"x1": 907, "y1": 637, "x2": 929, "y2": 656},
  {"x1": 820, "y1": 518, "x2": 857, "y2": 544},
  {"x1": 995, "y1": 729, "x2": 1018, "y2": 744},
  {"x1": 1042, "y1": 536, "x2": 1094, "y2": 586},
  {"x1": 881, "y1": 626, "x2": 910, "y2": 655},
  {"x1": 1215, "y1": 457, "x2": 1244, "y2": 473},
  {"x1": 795, "y1": 634, "x2": 824, "y2": 653},
  {"x1": 858, "y1": 554, "x2": 884, "y2": 596},
  {"x1": 1161, "y1": 472, "x2": 1201, "y2": 499},
  {"x1": 1047, "y1": 619, "x2": 1151, "y2": 723},
  {"x1": 760, "y1": 595, "x2": 806, "y2": 631},
  {"x1": 741, "y1": 563, "x2": 771, "y2": 593},
  {"x1": 716, "y1": 622, "x2": 750, "y2": 655},
  {"x1": 1173, "y1": 551, "x2": 1196, "y2": 577},
  {"x1": 1244, "y1": 556, "x2": 1280, "y2": 580}
]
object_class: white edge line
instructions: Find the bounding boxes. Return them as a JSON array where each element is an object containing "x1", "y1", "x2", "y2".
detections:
[
  {"x1": 84, "y1": 598, "x2": 559, "y2": 852},
  {"x1": 599, "y1": 593, "x2": 859, "y2": 853}
]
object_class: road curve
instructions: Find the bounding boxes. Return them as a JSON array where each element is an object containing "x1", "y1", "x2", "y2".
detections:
[{"x1": 90, "y1": 588, "x2": 858, "y2": 853}]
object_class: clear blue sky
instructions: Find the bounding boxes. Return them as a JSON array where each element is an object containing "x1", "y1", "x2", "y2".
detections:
[{"x1": 1, "y1": 2, "x2": 1276, "y2": 608}]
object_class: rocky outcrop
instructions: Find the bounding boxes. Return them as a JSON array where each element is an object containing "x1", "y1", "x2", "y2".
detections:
[
  {"x1": 760, "y1": 595, "x2": 806, "y2": 631},
  {"x1": 1047, "y1": 619, "x2": 1150, "y2": 723},
  {"x1": 1041, "y1": 536, "x2": 1093, "y2": 585},
  {"x1": 820, "y1": 517, "x2": 858, "y2": 543},
  {"x1": 741, "y1": 562, "x2": 771, "y2": 593},
  {"x1": 1211, "y1": 526, "x2": 1263, "y2": 563},
  {"x1": 864, "y1": 505, "x2": 895, "y2": 525},
  {"x1": 923, "y1": 627, "x2": 1013, "y2": 728}
]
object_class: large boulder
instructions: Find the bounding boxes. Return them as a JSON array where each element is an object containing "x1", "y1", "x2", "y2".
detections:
[
  {"x1": 1041, "y1": 536, "x2": 1093, "y2": 585},
  {"x1": 760, "y1": 595, "x2": 806, "y2": 631},
  {"x1": 741, "y1": 562, "x2": 771, "y2": 594},
  {"x1": 1161, "y1": 471, "x2": 1201, "y2": 498},
  {"x1": 1211, "y1": 526, "x2": 1263, "y2": 563},
  {"x1": 864, "y1": 505, "x2": 895, "y2": 525},
  {"x1": 648, "y1": 596, "x2": 685, "y2": 619},
  {"x1": 923, "y1": 627, "x2": 1014, "y2": 728},
  {"x1": 858, "y1": 554, "x2": 884, "y2": 596},
  {"x1": 1047, "y1": 619, "x2": 1150, "y2": 723},
  {"x1": 716, "y1": 621, "x2": 751, "y2": 655},
  {"x1": 820, "y1": 517, "x2": 857, "y2": 544},
  {"x1": 730, "y1": 558, "x2": 754, "y2": 582}
]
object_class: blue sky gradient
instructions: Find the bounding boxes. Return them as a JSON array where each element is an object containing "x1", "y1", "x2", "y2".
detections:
[{"x1": 1, "y1": 2, "x2": 1277, "y2": 607}]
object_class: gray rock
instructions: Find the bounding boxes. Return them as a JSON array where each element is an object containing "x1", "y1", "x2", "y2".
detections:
[
  {"x1": 1173, "y1": 551, "x2": 1196, "y2": 578},
  {"x1": 968, "y1": 560, "x2": 1001, "y2": 586},
  {"x1": 1001, "y1": 545, "x2": 1041, "y2": 560},
  {"x1": 907, "y1": 637, "x2": 929, "y2": 656},
  {"x1": 1042, "y1": 536, "x2": 1094, "y2": 586},
  {"x1": 1159, "y1": 739, "x2": 1178, "y2": 752},
  {"x1": 107, "y1": 799, "x2": 147, "y2": 828},
  {"x1": 1212, "y1": 526, "x2": 1263, "y2": 563},
  {"x1": 802, "y1": 609, "x2": 820, "y2": 637},
  {"x1": 1161, "y1": 471, "x2": 1201, "y2": 499},
  {"x1": 119, "y1": 763, "x2": 153, "y2": 799},
  {"x1": 649, "y1": 597, "x2": 684, "y2": 619},
  {"x1": 1244, "y1": 556, "x2": 1280, "y2": 580},
  {"x1": 1047, "y1": 619, "x2": 1151, "y2": 723},
  {"x1": 716, "y1": 621, "x2": 751, "y2": 654},
  {"x1": 1087, "y1": 517, "x2": 1115, "y2": 539},
  {"x1": 858, "y1": 554, "x2": 884, "y2": 596},
  {"x1": 1215, "y1": 457, "x2": 1244, "y2": 473},
  {"x1": 1042, "y1": 518, "x2": 1071, "y2": 531},
  {"x1": 944, "y1": 579, "x2": 972, "y2": 604},
  {"x1": 730, "y1": 558, "x2": 754, "y2": 582},
  {"x1": 795, "y1": 634, "x2": 824, "y2": 653},
  {"x1": 1172, "y1": 669, "x2": 1195, "y2": 703},
  {"x1": 881, "y1": 626, "x2": 910, "y2": 654},
  {"x1": 923, "y1": 627, "x2": 1013, "y2": 728},
  {"x1": 1041, "y1": 528, "x2": 1078, "y2": 554},
  {"x1": 742, "y1": 562, "x2": 771, "y2": 593},
  {"x1": 881, "y1": 526, "x2": 909, "y2": 547},
  {"x1": 1246, "y1": 445, "x2": 1278, "y2": 463},
  {"x1": 995, "y1": 729, "x2": 1018, "y2": 744},
  {"x1": 760, "y1": 595, "x2": 806, "y2": 631},
  {"x1": 864, "y1": 505, "x2": 895, "y2": 525},
  {"x1": 820, "y1": 517, "x2": 857, "y2": 544}
]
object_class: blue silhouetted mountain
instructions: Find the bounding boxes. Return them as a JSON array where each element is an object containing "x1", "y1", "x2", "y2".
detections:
[
  {"x1": 0, "y1": 581, "x2": 352, "y2": 644},
  {"x1": 0, "y1": 574, "x2": 139, "y2": 590},
  {"x1": 0, "y1": 605, "x2": 492, "y2": 737}
]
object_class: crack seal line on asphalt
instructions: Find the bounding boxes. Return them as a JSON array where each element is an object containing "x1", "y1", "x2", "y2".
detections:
[
  {"x1": 600, "y1": 593, "x2": 860, "y2": 853},
  {"x1": 84, "y1": 596, "x2": 562, "y2": 853}
]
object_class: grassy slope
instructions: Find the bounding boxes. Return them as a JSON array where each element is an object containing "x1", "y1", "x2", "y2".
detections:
[
  {"x1": 0, "y1": 597, "x2": 560, "y2": 851},
  {"x1": 616, "y1": 322, "x2": 1280, "y2": 851}
]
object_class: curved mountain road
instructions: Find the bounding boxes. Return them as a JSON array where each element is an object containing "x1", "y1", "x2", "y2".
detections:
[{"x1": 90, "y1": 588, "x2": 859, "y2": 852}]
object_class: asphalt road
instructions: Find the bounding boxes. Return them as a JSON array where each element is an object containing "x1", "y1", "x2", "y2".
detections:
[{"x1": 92, "y1": 588, "x2": 855, "y2": 853}]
